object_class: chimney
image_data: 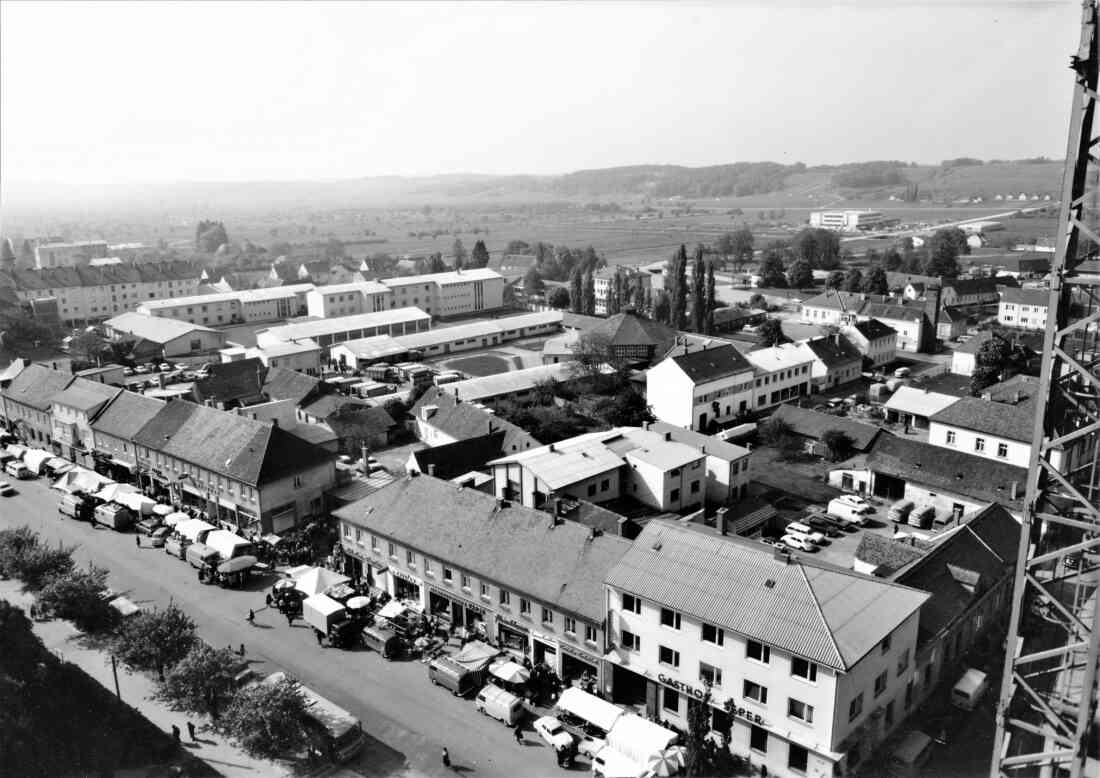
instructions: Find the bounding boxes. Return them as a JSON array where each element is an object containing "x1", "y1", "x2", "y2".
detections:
[{"x1": 716, "y1": 507, "x2": 729, "y2": 536}]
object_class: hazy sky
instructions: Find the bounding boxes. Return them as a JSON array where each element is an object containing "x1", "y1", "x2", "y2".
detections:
[{"x1": 0, "y1": 1, "x2": 1080, "y2": 185}]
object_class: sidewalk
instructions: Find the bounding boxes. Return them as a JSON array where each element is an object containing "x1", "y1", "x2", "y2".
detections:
[{"x1": 1, "y1": 581, "x2": 303, "y2": 778}]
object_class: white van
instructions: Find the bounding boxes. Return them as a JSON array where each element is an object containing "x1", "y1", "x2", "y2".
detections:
[
  {"x1": 785, "y1": 521, "x2": 826, "y2": 545},
  {"x1": 827, "y1": 498, "x2": 869, "y2": 526},
  {"x1": 951, "y1": 668, "x2": 989, "y2": 711},
  {"x1": 474, "y1": 685, "x2": 525, "y2": 726}
]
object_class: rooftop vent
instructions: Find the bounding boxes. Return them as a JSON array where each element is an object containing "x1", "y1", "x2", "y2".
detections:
[
  {"x1": 764, "y1": 579, "x2": 776, "y2": 589},
  {"x1": 651, "y1": 541, "x2": 662, "y2": 552}
]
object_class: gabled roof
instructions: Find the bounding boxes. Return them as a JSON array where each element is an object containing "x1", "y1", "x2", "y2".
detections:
[
  {"x1": 865, "y1": 436, "x2": 1027, "y2": 510},
  {"x1": 589, "y1": 313, "x2": 678, "y2": 355},
  {"x1": 606, "y1": 521, "x2": 928, "y2": 670},
  {"x1": 49, "y1": 377, "x2": 119, "y2": 413},
  {"x1": 325, "y1": 404, "x2": 397, "y2": 442},
  {"x1": 929, "y1": 396, "x2": 1036, "y2": 443},
  {"x1": 2, "y1": 260, "x2": 201, "y2": 291},
  {"x1": 800, "y1": 289, "x2": 867, "y2": 312},
  {"x1": 862, "y1": 302, "x2": 927, "y2": 323},
  {"x1": 854, "y1": 534, "x2": 929, "y2": 577},
  {"x1": 332, "y1": 474, "x2": 633, "y2": 622},
  {"x1": 262, "y1": 366, "x2": 323, "y2": 405},
  {"x1": 301, "y1": 393, "x2": 371, "y2": 421},
  {"x1": 409, "y1": 387, "x2": 540, "y2": 453},
  {"x1": 105, "y1": 312, "x2": 219, "y2": 343},
  {"x1": 770, "y1": 404, "x2": 881, "y2": 451},
  {"x1": 410, "y1": 432, "x2": 511, "y2": 480},
  {"x1": 947, "y1": 277, "x2": 1000, "y2": 296},
  {"x1": 439, "y1": 363, "x2": 582, "y2": 403},
  {"x1": 192, "y1": 358, "x2": 266, "y2": 407},
  {"x1": 667, "y1": 344, "x2": 753, "y2": 384},
  {"x1": 849, "y1": 319, "x2": 897, "y2": 341},
  {"x1": 91, "y1": 390, "x2": 166, "y2": 440},
  {"x1": 883, "y1": 386, "x2": 959, "y2": 417},
  {"x1": 804, "y1": 334, "x2": 863, "y2": 368},
  {"x1": 1, "y1": 362, "x2": 73, "y2": 411},
  {"x1": 1000, "y1": 286, "x2": 1050, "y2": 307},
  {"x1": 646, "y1": 421, "x2": 750, "y2": 462}
]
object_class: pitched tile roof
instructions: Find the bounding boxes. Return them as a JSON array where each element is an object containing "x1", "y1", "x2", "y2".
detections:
[
  {"x1": 770, "y1": 404, "x2": 882, "y2": 451},
  {"x1": 646, "y1": 421, "x2": 750, "y2": 462},
  {"x1": 854, "y1": 534, "x2": 929, "y2": 576},
  {"x1": 2, "y1": 363, "x2": 73, "y2": 411},
  {"x1": 804, "y1": 334, "x2": 863, "y2": 368},
  {"x1": 1000, "y1": 286, "x2": 1050, "y2": 306},
  {"x1": 91, "y1": 390, "x2": 166, "y2": 440},
  {"x1": 850, "y1": 319, "x2": 897, "y2": 341},
  {"x1": 606, "y1": 521, "x2": 928, "y2": 670},
  {"x1": 410, "y1": 432, "x2": 511, "y2": 480},
  {"x1": 409, "y1": 387, "x2": 541, "y2": 453},
  {"x1": 862, "y1": 302, "x2": 927, "y2": 323},
  {"x1": 325, "y1": 404, "x2": 397, "y2": 442},
  {"x1": 301, "y1": 393, "x2": 371, "y2": 420},
  {"x1": 929, "y1": 396, "x2": 1036, "y2": 442},
  {"x1": 332, "y1": 474, "x2": 633, "y2": 622},
  {"x1": 262, "y1": 366, "x2": 323, "y2": 405},
  {"x1": 589, "y1": 313, "x2": 678, "y2": 355},
  {"x1": 669, "y1": 344, "x2": 753, "y2": 383},
  {"x1": 865, "y1": 435, "x2": 1027, "y2": 510},
  {"x1": 49, "y1": 377, "x2": 120, "y2": 412},
  {"x1": 883, "y1": 386, "x2": 960, "y2": 417},
  {"x1": 801, "y1": 290, "x2": 868, "y2": 312}
]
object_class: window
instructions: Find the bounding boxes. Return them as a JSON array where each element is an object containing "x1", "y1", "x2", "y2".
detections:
[
  {"x1": 354, "y1": 527, "x2": 363, "y2": 544},
  {"x1": 658, "y1": 645, "x2": 680, "y2": 668},
  {"x1": 791, "y1": 657, "x2": 818, "y2": 682},
  {"x1": 975, "y1": 437, "x2": 986, "y2": 453},
  {"x1": 874, "y1": 670, "x2": 888, "y2": 697},
  {"x1": 787, "y1": 698, "x2": 814, "y2": 724},
  {"x1": 881, "y1": 635, "x2": 892, "y2": 653},
  {"x1": 600, "y1": 478, "x2": 610, "y2": 492},
  {"x1": 747, "y1": 640, "x2": 770, "y2": 664},
  {"x1": 480, "y1": 582, "x2": 490, "y2": 600},
  {"x1": 443, "y1": 567, "x2": 453, "y2": 583},
  {"x1": 423, "y1": 558, "x2": 432, "y2": 575},
  {"x1": 897, "y1": 649, "x2": 910, "y2": 675},
  {"x1": 690, "y1": 480, "x2": 700, "y2": 494},
  {"x1": 849, "y1": 693, "x2": 864, "y2": 722},
  {"x1": 788, "y1": 743, "x2": 809, "y2": 773},
  {"x1": 997, "y1": 442, "x2": 1009, "y2": 458},
  {"x1": 587, "y1": 483, "x2": 596, "y2": 497},
  {"x1": 662, "y1": 687, "x2": 679, "y2": 713},
  {"x1": 670, "y1": 488, "x2": 680, "y2": 502},
  {"x1": 699, "y1": 662, "x2": 722, "y2": 687},
  {"x1": 749, "y1": 725, "x2": 768, "y2": 754},
  {"x1": 660, "y1": 608, "x2": 682, "y2": 630},
  {"x1": 564, "y1": 617, "x2": 576, "y2": 635},
  {"x1": 342, "y1": 523, "x2": 351, "y2": 538},
  {"x1": 622, "y1": 593, "x2": 641, "y2": 614},
  {"x1": 499, "y1": 590, "x2": 511, "y2": 606},
  {"x1": 743, "y1": 680, "x2": 768, "y2": 704},
  {"x1": 621, "y1": 630, "x2": 640, "y2": 651},
  {"x1": 406, "y1": 550, "x2": 415, "y2": 567},
  {"x1": 701, "y1": 623, "x2": 725, "y2": 646},
  {"x1": 584, "y1": 624, "x2": 597, "y2": 643},
  {"x1": 541, "y1": 607, "x2": 553, "y2": 625},
  {"x1": 461, "y1": 574, "x2": 471, "y2": 590},
  {"x1": 520, "y1": 598, "x2": 531, "y2": 616},
  {"x1": 387, "y1": 542, "x2": 396, "y2": 559},
  {"x1": 293, "y1": 475, "x2": 302, "y2": 488},
  {"x1": 946, "y1": 430, "x2": 956, "y2": 445}
]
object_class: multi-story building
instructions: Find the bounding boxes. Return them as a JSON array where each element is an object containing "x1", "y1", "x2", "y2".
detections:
[
  {"x1": 488, "y1": 427, "x2": 708, "y2": 514},
  {"x1": 0, "y1": 262, "x2": 203, "y2": 324},
  {"x1": 305, "y1": 281, "x2": 392, "y2": 318},
  {"x1": 860, "y1": 303, "x2": 931, "y2": 353},
  {"x1": 593, "y1": 267, "x2": 652, "y2": 315},
  {"x1": 646, "y1": 345, "x2": 756, "y2": 432},
  {"x1": 34, "y1": 240, "x2": 109, "y2": 269},
  {"x1": 841, "y1": 320, "x2": 896, "y2": 368},
  {"x1": 997, "y1": 287, "x2": 1050, "y2": 330},
  {"x1": 808, "y1": 210, "x2": 887, "y2": 232},
  {"x1": 89, "y1": 390, "x2": 166, "y2": 482},
  {"x1": 409, "y1": 387, "x2": 540, "y2": 453},
  {"x1": 604, "y1": 521, "x2": 929, "y2": 778},
  {"x1": 382, "y1": 268, "x2": 504, "y2": 318},
  {"x1": 802, "y1": 334, "x2": 863, "y2": 391},
  {"x1": 49, "y1": 378, "x2": 120, "y2": 466},
  {"x1": 0, "y1": 363, "x2": 74, "y2": 446},
  {"x1": 138, "y1": 284, "x2": 313, "y2": 325},
  {"x1": 333, "y1": 473, "x2": 632, "y2": 689},
  {"x1": 132, "y1": 400, "x2": 335, "y2": 534},
  {"x1": 646, "y1": 421, "x2": 751, "y2": 504},
  {"x1": 802, "y1": 291, "x2": 933, "y2": 353},
  {"x1": 927, "y1": 395, "x2": 1036, "y2": 469},
  {"x1": 744, "y1": 344, "x2": 814, "y2": 410}
]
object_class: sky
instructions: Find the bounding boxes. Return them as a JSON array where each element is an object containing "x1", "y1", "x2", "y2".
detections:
[{"x1": 0, "y1": 0, "x2": 1082, "y2": 186}]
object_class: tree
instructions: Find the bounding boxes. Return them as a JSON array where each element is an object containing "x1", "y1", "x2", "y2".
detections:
[
  {"x1": 821, "y1": 429, "x2": 855, "y2": 462},
  {"x1": 792, "y1": 228, "x2": 841, "y2": 270},
  {"x1": 0, "y1": 526, "x2": 39, "y2": 579},
  {"x1": 758, "y1": 248, "x2": 788, "y2": 288},
  {"x1": 759, "y1": 417, "x2": 800, "y2": 458},
  {"x1": 195, "y1": 220, "x2": 229, "y2": 253},
  {"x1": 112, "y1": 603, "x2": 197, "y2": 681},
  {"x1": 671, "y1": 245, "x2": 689, "y2": 330},
  {"x1": 158, "y1": 644, "x2": 241, "y2": 719},
  {"x1": 748, "y1": 292, "x2": 767, "y2": 309},
  {"x1": 13, "y1": 543, "x2": 75, "y2": 592},
  {"x1": 728, "y1": 227, "x2": 755, "y2": 269},
  {"x1": 925, "y1": 229, "x2": 962, "y2": 277},
  {"x1": 684, "y1": 682, "x2": 713, "y2": 776},
  {"x1": 426, "y1": 252, "x2": 447, "y2": 274},
  {"x1": 0, "y1": 237, "x2": 15, "y2": 264},
  {"x1": 691, "y1": 246, "x2": 706, "y2": 333},
  {"x1": 470, "y1": 239, "x2": 490, "y2": 268},
  {"x1": 452, "y1": 238, "x2": 467, "y2": 270},
  {"x1": 504, "y1": 239, "x2": 531, "y2": 255},
  {"x1": 704, "y1": 262, "x2": 716, "y2": 335},
  {"x1": 68, "y1": 330, "x2": 108, "y2": 366},
  {"x1": 569, "y1": 268, "x2": 583, "y2": 314},
  {"x1": 653, "y1": 290, "x2": 671, "y2": 324},
  {"x1": 882, "y1": 249, "x2": 903, "y2": 271},
  {"x1": 825, "y1": 270, "x2": 846, "y2": 290},
  {"x1": 631, "y1": 274, "x2": 647, "y2": 314},
  {"x1": 970, "y1": 334, "x2": 1027, "y2": 394},
  {"x1": 609, "y1": 269, "x2": 624, "y2": 316},
  {"x1": 757, "y1": 317, "x2": 786, "y2": 346},
  {"x1": 787, "y1": 259, "x2": 813, "y2": 289},
  {"x1": 570, "y1": 331, "x2": 614, "y2": 376},
  {"x1": 548, "y1": 287, "x2": 570, "y2": 309},
  {"x1": 220, "y1": 676, "x2": 308, "y2": 759},
  {"x1": 842, "y1": 268, "x2": 863, "y2": 292},
  {"x1": 590, "y1": 388, "x2": 653, "y2": 428},
  {"x1": 268, "y1": 240, "x2": 293, "y2": 258},
  {"x1": 582, "y1": 270, "x2": 596, "y2": 316},
  {"x1": 522, "y1": 267, "x2": 544, "y2": 297},
  {"x1": 36, "y1": 565, "x2": 113, "y2": 631},
  {"x1": 862, "y1": 266, "x2": 889, "y2": 296}
]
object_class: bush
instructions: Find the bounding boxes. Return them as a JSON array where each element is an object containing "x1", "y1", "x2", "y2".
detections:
[
  {"x1": 158, "y1": 643, "x2": 241, "y2": 718},
  {"x1": 220, "y1": 676, "x2": 308, "y2": 759},
  {"x1": 14, "y1": 544, "x2": 75, "y2": 592},
  {"x1": 37, "y1": 565, "x2": 114, "y2": 631},
  {"x1": 0, "y1": 526, "x2": 39, "y2": 578}
]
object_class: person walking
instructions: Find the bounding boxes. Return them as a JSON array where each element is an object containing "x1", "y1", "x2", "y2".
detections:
[
  {"x1": 314, "y1": 628, "x2": 324, "y2": 646},
  {"x1": 171, "y1": 725, "x2": 181, "y2": 745},
  {"x1": 286, "y1": 611, "x2": 294, "y2": 628},
  {"x1": 441, "y1": 747, "x2": 451, "y2": 770},
  {"x1": 238, "y1": 643, "x2": 245, "y2": 657},
  {"x1": 513, "y1": 723, "x2": 524, "y2": 745},
  {"x1": 265, "y1": 592, "x2": 273, "y2": 607},
  {"x1": 187, "y1": 721, "x2": 196, "y2": 741},
  {"x1": 135, "y1": 534, "x2": 141, "y2": 548},
  {"x1": 247, "y1": 608, "x2": 255, "y2": 625}
]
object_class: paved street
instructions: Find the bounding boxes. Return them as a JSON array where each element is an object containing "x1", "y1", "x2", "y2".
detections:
[{"x1": 0, "y1": 478, "x2": 563, "y2": 778}]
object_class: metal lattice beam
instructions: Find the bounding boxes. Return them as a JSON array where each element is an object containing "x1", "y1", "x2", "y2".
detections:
[{"x1": 991, "y1": 3, "x2": 1100, "y2": 777}]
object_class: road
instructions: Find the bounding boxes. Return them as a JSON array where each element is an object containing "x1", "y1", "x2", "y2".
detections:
[
  {"x1": 841, "y1": 203, "x2": 1055, "y2": 243},
  {"x1": 0, "y1": 478, "x2": 564, "y2": 778}
]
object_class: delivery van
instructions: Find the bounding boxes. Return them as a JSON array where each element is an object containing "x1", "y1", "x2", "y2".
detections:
[
  {"x1": 58, "y1": 493, "x2": 93, "y2": 521},
  {"x1": 951, "y1": 668, "x2": 989, "y2": 711},
  {"x1": 5, "y1": 461, "x2": 31, "y2": 480},
  {"x1": 93, "y1": 503, "x2": 134, "y2": 531},
  {"x1": 827, "y1": 498, "x2": 869, "y2": 526},
  {"x1": 785, "y1": 521, "x2": 825, "y2": 545},
  {"x1": 888, "y1": 730, "x2": 934, "y2": 777},
  {"x1": 259, "y1": 672, "x2": 366, "y2": 762},
  {"x1": 361, "y1": 625, "x2": 401, "y2": 660},
  {"x1": 474, "y1": 685, "x2": 525, "y2": 725},
  {"x1": 888, "y1": 499, "x2": 915, "y2": 523},
  {"x1": 185, "y1": 542, "x2": 220, "y2": 569},
  {"x1": 428, "y1": 655, "x2": 480, "y2": 697}
]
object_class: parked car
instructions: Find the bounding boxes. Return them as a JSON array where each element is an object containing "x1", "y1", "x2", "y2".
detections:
[
  {"x1": 0, "y1": 480, "x2": 15, "y2": 496},
  {"x1": 157, "y1": 362, "x2": 172, "y2": 372},
  {"x1": 5, "y1": 461, "x2": 31, "y2": 480},
  {"x1": 836, "y1": 494, "x2": 874, "y2": 514},
  {"x1": 786, "y1": 521, "x2": 826, "y2": 545},
  {"x1": 781, "y1": 534, "x2": 817, "y2": 552},
  {"x1": 147, "y1": 526, "x2": 172, "y2": 547},
  {"x1": 893, "y1": 366, "x2": 911, "y2": 378},
  {"x1": 805, "y1": 515, "x2": 841, "y2": 537},
  {"x1": 533, "y1": 716, "x2": 575, "y2": 751},
  {"x1": 135, "y1": 517, "x2": 162, "y2": 536},
  {"x1": 164, "y1": 536, "x2": 188, "y2": 559},
  {"x1": 134, "y1": 365, "x2": 150, "y2": 374},
  {"x1": 123, "y1": 367, "x2": 135, "y2": 376}
]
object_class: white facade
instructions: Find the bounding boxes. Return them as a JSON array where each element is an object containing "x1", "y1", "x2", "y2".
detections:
[
  {"x1": 18, "y1": 275, "x2": 202, "y2": 323},
  {"x1": 382, "y1": 268, "x2": 504, "y2": 318},
  {"x1": 927, "y1": 421, "x2": 1031, "y2": 469},
  {"x1": 305, "y1": 281, "x2": 391, "y2": 318},
  {"x1": 140, "y1": 285, "x2": 311, "y2": 325},
  {"x1": 745, "y1": 346, "x2": 815, "y2": 411},
  {"x1": 34, "y1": 240, "x2": 109, "y2": 269},
  {"x1": 645, "y1": 357, "x2": 755, "y2": 433},
  {"x1": 808, "y1": 210, "x2": 886, "y2": 233},
  {"x1": 998, "y1": 299, "x2": 1048, "y2": 330},
  {"x1": 950, "y1": 349, "x2": 977, "y2": 376}
]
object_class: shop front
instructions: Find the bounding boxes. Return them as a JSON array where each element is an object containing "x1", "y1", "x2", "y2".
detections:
[
  {"x1": 427, "y1": 585, "x2": 488, "y2": 638},
  {"x1": 388, "y1": 566, "x2": 425, "y2": 607},
  {"x1": 494, "y1": 615, "x2": 530, "y2": 658},
  {"x1": 341, "y1": 544, "x2": 368, "y2": 582},
  {"x1": 558, "y1": 640, "x2": 603, "y2": 693},
  {"x1": 530, "y1": 629, "x2": 559, "y2": 672}
]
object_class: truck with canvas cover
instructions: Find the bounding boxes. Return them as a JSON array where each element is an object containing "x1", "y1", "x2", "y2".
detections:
[
  {"x1": 303, "y1": 593, "x2": 352, "y2": 646},
  {"x1": 204, "y1": 529, "x2": 253, "y2": 562}
]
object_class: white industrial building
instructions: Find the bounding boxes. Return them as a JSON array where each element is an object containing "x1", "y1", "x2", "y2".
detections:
[
  {"x1": 808, "y1": 210, "x2": 888, "y2": 232},
  {"x1": 256, "y1": 307, "x2": 432, "y2": 350}
]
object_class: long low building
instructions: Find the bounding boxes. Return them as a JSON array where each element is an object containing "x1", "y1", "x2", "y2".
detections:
[
  {"x1": 256, "y1": 307, "x2": 432, "y2": 350},
  {"x1": 329, "y1": 311, "x2": 562, "y2": 368},
  {"x1": 437, "y1": 362, "x2": 585, "y2": 405},
  {"x1": 138, "y1": 283, "x2": 314, "y2": 325},
  {"x1": 104, "y1": 312, "x2": 227, "y2": 358}
]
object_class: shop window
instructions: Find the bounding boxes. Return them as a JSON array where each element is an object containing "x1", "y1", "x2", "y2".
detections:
[
  {"x1": 744, "y1": 680, "x2": 768, "y2": 705},
  {"x1": 662, "y1": 687, "x2": 679, "y2": 713},
  {"x1": 791, "y1": 657, "x2": 818, "y2": 683},
  {"x1": 660, "y1": 608, "x2": 681, "y2": 630},
  {"x1": 699, "y1": 662, "x2": 722, "y2": 687},
  {"x1": 658, "y1": 645, "x2": 680, "y2": 668},
  {"x1": 787, "y1": 698, "x2": 814, "y2": 724},
  {"x1": 499, "y1": 590, "x2": 510, "y2": 606},
  {"x1": 749, "y1": 724, "x2": 768, "y2": 754},
  {"x1": 788, "y1": 743, "x2": 809, "y2": 773},
  {"x1": 849, "y1": 693, "x2": 863, "y2": 722},
  {"x1": 874, "y1": 671, "x2": 888, "y2": 697},
  {"x1": 747, "y1": 639, "x2": 770, "y2": 664},
  {"x1": 622, "y1": 593, "x2": 641, "y2": 614}
]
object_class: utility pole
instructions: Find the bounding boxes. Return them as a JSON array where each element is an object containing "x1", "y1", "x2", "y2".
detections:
[{"x1": 111, "y1": 654, "x2": 121, "y2": 700}]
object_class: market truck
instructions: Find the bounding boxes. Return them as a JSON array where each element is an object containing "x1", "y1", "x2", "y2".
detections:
[
  {"x1": 302, "y1": 593, "x2": 359, "y2": 648},
  {"x1": 260, "y1": 672, "x2": 366, "y2": 762}
]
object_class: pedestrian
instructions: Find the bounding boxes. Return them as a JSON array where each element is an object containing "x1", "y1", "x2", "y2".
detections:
[
  {"x1": 247, "y1": 608, "x2": 255, "y2": 625},
  {"x1": 513, "y1": 724, "x2": 523, "y2": 745},
  {"x1": 286, "y1": 612, "x2": 294, "y2": 627},
  {"x1": 238, "y1": 643, "x2": 245, "y2": 657},
  {"x1": 265, "y1": 593, "x2": 273, "y2": 607},
  {"x1": 441, "y1": 747, "x2": 451, "y2": 769},
  {"x1": 135, "y1": 534, "x2": 141, "y2": 548},
  {"x1": 171, "y1": 725, "x2": 180, "y2": 745},
  {"x1": 187, "y1": 721, "x2": 196, "y2": 741},
  {"x1": 315, "y1": 628, "x2": 324, "y2": 646}
]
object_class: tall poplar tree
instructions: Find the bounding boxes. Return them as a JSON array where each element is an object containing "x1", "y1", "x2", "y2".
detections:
[
  {"x1": 671, "y1": 244, "x2": 688, "y2": 330},
  {"x1": 691, "y1": 245, "x2": 706, "y2": 333},
  {"x1": 569, "y1": 268, "x2": 583, "y2": 314},
  {"x1": 704, "y1": 261, "x2": 716, "y2": 335},
  {"x1": 582, "y1": 270, "x2": 596, "y2": 315}
]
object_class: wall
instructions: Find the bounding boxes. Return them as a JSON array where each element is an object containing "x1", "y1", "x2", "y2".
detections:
[
  {"x1": 257, "y1": 458, "x2": 335, "y2": 533},
  {"x1": 875, "y1": 317, "x2": 923, "y2": 353},
  {"x1": 626, "y1": 456, "x2": 704, "y2": 511},
  {"x1": 646, "y1": 361, "x2": 696, "y2": 429},
  {"x1": 927, "y1": 422, "x2": 1031, "y2": 468},
  {"x1": 162, "y1": 329, "x2": 227, "y2": 357},
  {"x1": 752, "y1": 364, "x2": 812, "y2": 410},
  {"x1": 950, "y1": 350, "x2": 977, "y2": 376},
  {"x1": 998, "y1": 301, "x2": 1048, "y2": 330}
]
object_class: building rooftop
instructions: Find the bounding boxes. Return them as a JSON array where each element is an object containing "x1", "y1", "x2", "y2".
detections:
[
  {"x1": 333, "y1": 474, "x2": 632, "y2": 623},
  {"x1": 1000, "y1": 286, "x2": 1050, "y2": 307},
  {"x1": 862, "y1": 302, "x2": 927, "y2": 323},
  {"x1": 49, "y1": 378, "x2": 120, "y2": 413},
  {"x1": 645, "y1": 421, "x2": 750, "y2": 462},
  {"x1": 410, "y1": 387, "x2": 540, "y2": 453},
  {"x1": 771, "y1": 404, "x2": 882, "y2": 451},
  {"x1": 1, "y1": 260, "x2": 202, "y2": 292},
  {"x1": 105, "y1": 312, "x2": 220, "y2": 343},
  {"x1": 849, "y1": 319, "x2": 897, "y2": 341},
  {"x1": 192, "y1": 358, "x2": 266, "y2": 408},
  {"x1": 381, "y1": 268, "x2": 502, "y2": 287},
  {"x1": 803, "y1": 334, "x2": 864, "y2": 368},
  {"x1": 90, "y1": 391, "x2": 166, "y2": 441},
  {"x1": 743, "y1": 342, "x2": 816, "y2": 373},
  {"x1": 260, "y1": 307, "x2": 431, "y2": 343},
  {"x1": 606, "y1": 521, "x2": 929, "y2": 670},
  {"x1": 262, "y1": 366, "x2": 322, "y2": 405},
  {"x1": 1, "y1": 363, "x2": 73, "y2": 411},
  {"x1": 666, "y1": 344, "x2": 754, "y2": 383},
  {"x1": 409, "y1": 432, "x2": 513, "y2": 480},
  {"x1": 883, "y1": 386, "x2": 960, "y2": 418},
  {"x1": 928, "y1": 395, "x2": 1036, "y2": 443},
  {"x1": 309, "y1": 280, "x2": 390, "y2": 297},
  {"x1": 253, "y1": 339, "x2": 321, "y2": 358},
  {"x1": 439, "y1": 363, "x2": 583, "y2": 403}
]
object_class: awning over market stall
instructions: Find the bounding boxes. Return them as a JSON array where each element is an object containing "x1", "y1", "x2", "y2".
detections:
[
  {"x1": 163, "y1": 512, "x2": 189, "y2": 527},
  {"x1": 53, "y1": 468, "x2": 113, "y2": 494},
  {"x1": 23, "y1": 448, "x2": 53, "y2": 474},
  {"x1": 557, "y1": 687, "x2": 624, "y2": 733},
  {"x1": 94, "y1": 483, "x2": 140, "y2": 503},
  {"x1": 489, "y1": 660, "x2": 531, "y2": 685},
  {"x1": 115, "y1": 492, "x2": 156, "y2": 515},
  {"x1": 292, "y1": 566, "x2": 350, "y2": 597},
  {"x1": 45, "y1": 457, "x2": 72, "y2": 474}
]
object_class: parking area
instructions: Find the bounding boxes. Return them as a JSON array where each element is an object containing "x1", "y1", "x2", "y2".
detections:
[{"x1": 429, "y1": 344, "x2": 544, "y2": 377}]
